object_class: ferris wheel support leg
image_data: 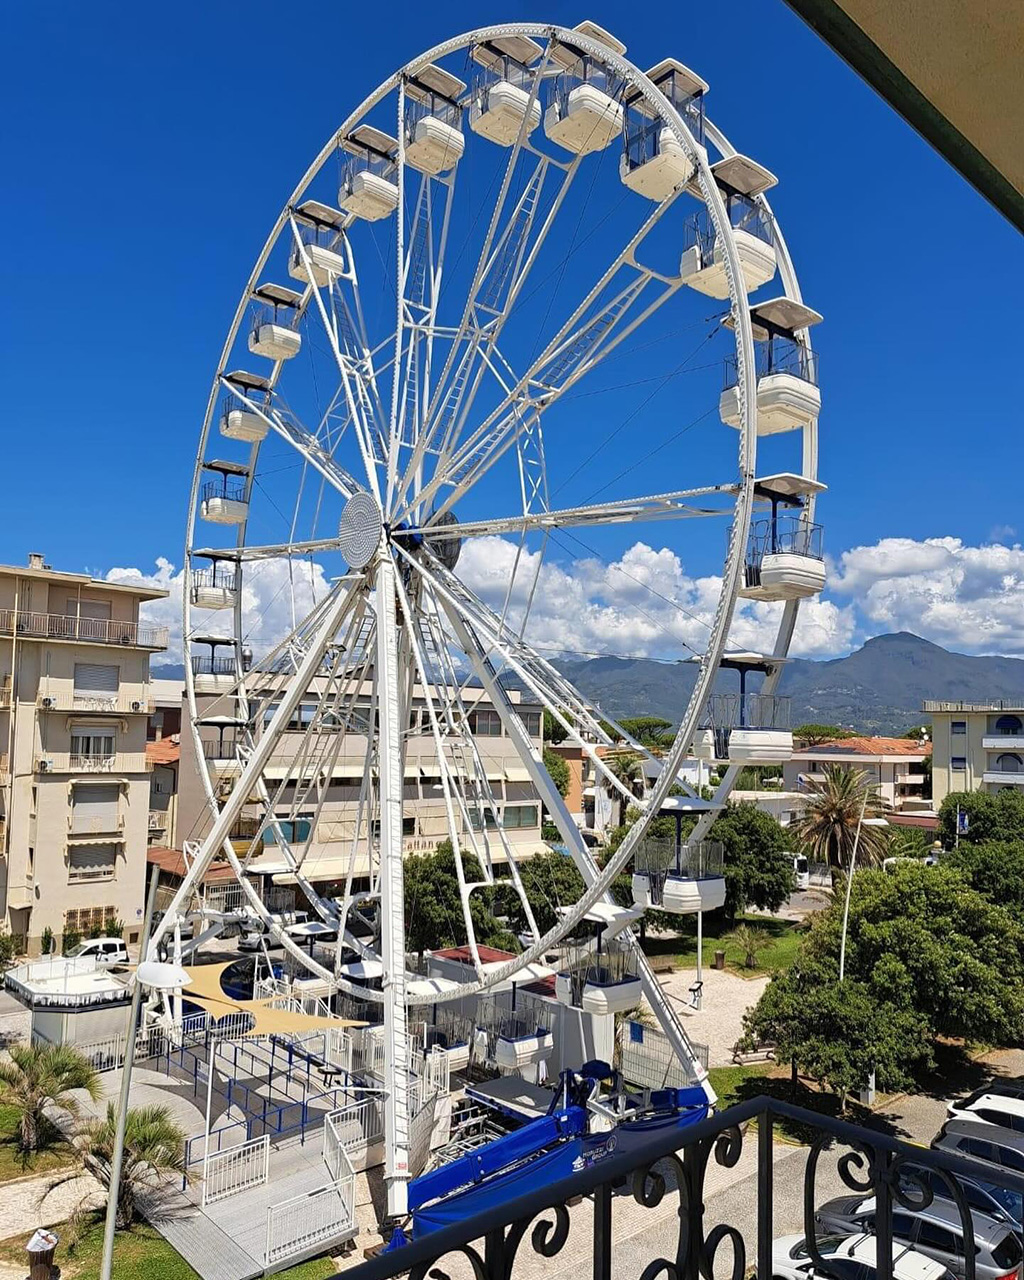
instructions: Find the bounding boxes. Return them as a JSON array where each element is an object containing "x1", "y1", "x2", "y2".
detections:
[
  {"x1": 444, "y1": 607, "x2": 715, "y2": 1106},
  {"x1": 374, "y1": 552, "x2": 411, "y2": 1218}
]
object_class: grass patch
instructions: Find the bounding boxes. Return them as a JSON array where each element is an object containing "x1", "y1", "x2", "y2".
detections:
[
  {"x1": 0, "y1": 1218, "x2": 340, "y2": 1279},
  {"x1": 0, "y1": 1104, "x2": 73, "y2": 1182},
  {"x1": 641, "y1": 913, "x2": 805, "y2": 976},
  {"x1": 707, "y1": 1063, "x2": 775, "y2": 1109}
]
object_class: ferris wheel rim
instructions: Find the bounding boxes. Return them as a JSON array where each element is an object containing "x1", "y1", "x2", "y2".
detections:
[{"x1": 172, "y1": 20, "x2": 819, "y2": 1007}]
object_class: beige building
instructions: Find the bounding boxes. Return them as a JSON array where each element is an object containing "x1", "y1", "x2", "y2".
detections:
[
  {"x1": 783, "y1": 737, "x2": 932, "y2": 812},
  {"x1": 146, "y1": 678, "x2": 183, "y2": 850},
  {"x1": 0, "y1": 554, "x2": 168, "y2": 953},
  {"x1": 176, "y1": 678, "x2": 546, "y2": 892},
  {"x1": 926, "y1": 701, "x2": 1024, "y2": 806}
]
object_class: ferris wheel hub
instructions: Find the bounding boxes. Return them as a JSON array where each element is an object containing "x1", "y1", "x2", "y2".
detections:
[{"x1": 337, "y1": 492, "x2": 383, "y2": 569}]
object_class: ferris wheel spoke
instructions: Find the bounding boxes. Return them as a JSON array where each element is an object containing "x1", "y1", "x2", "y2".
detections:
[
  {"x1": 395, "y1": 191, "x2": 688, "y2": 524},
  {"x1": 408, "y1": 483, "x2": 739, "y2": 541}
]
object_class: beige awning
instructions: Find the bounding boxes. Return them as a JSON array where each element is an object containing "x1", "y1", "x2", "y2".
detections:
[
  {"x1": 181, "y1": 962, "x2": 366, "y2": 1034},
  {"x1": 504, "y1": 765, "x2": 532, "y2": 782}
]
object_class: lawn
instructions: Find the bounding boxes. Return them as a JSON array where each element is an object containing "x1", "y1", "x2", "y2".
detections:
[
  {"x1": 0, "y1": 1103, "x2": 74, "y2": 1182},
  {"x1": 0, "y1": 1218, "x2": 340, "y2": 1279},
  {"x1": 641, "y1": 913, "x2": 805, "y2": 976},
  {"x1": 706, "y1": 1063, "x2": 776, "y2": 1109}
]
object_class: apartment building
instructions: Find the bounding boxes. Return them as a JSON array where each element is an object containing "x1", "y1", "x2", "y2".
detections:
[
  {"x1": 0, "y1": 554, "x2": 169, "y2": 953},
  {"x1": 783, "y1": 736, "x2": 931, "y2": 811},
  {"x1": 146, "y1": 678, "x2": 183, "y2": 849},
  {"x1": 926, "y1": 700, "x2": 1024, "y2": 805},
  {"x1": 176, "y1": 678, "x2": 546, "y2": 891}
]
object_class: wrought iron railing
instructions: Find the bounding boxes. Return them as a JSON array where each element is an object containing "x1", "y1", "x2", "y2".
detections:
[
  {"x1": 191, "y1": 564, "x2": 241, "y2": 594},
  {"x1": 344, "y1": 1095, "x2": 1024, "y2": 1280},
  {"x1": 201, "y1": 479, "x2": 247, "y2": 505},
  {"x1": 191, "y1": 653, "x2": 236, "y2": 676},
  {"x1": 724, "y1": 339, "x2": 819, "y2": 390}
]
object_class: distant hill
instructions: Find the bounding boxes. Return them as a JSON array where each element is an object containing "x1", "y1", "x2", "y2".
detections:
[
  {"x1": 154, "y1": 635, "x2": 1024, "y2": 736},
  {"x1": 557, "y1": 633, "x2": 1024, "y2": 735}
]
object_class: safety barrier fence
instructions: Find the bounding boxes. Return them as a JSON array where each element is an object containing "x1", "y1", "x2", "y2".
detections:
[
  {"x1": 265, "y1": 1161, "x2": 356, "y2": 1268},
  {"x1": 201, "y1": 1133, "x2": 270, "y2": 1206}
]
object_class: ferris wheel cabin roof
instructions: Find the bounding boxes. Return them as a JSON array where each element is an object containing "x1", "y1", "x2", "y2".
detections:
[
  {"x1": 223, "y1": 369, "x2": 270, "y2": 394},
  {"x1": 252, "y1": 283, "x2": 302, "y2": 309},
  {"x1": 470, "y1": 34, "x2": 543, "y2": 71},
  {"x1": 341, "y1": 124, "x2": 398, "y2": 160},
  {"x1": 754, "y1": 472, "x2": 828, "y2": 502},
  {"x1": 749, "y1": 296, "x2": 823, "y2": 339},
  {"x1": 687, "y1": 153, "x2": 778, "y2": 199},
  {"x1": 405, "y1": 63, "x2": 466, "y2": 106},
  {"x1": 190, "y1": 634, "x2": 235, "y2": 647},
  {"x1": 293, "y1": 199, "x2": 347, "y2": 230},
  {"x1": 626, "y1": 59, "x2": 709, "y2": 112},
  {"x1": 657, "y1": 795, "x2": 721, "y2": 813},
  {"x1": 203, "y1": 459, "x2": 249, "y2": 477},
  {"x1": 686, "y1": 650, "x2": 789, "y2": 673},
  {"x1": 548, "y1": 19, "x2": 627, "y2": 68}
]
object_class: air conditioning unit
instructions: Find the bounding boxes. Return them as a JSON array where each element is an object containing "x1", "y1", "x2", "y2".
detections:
[
  {"x1": 131, "y1": 701, "x2": 143, "y2": 713},
  {"x1": 38, "y1": 759, "x2": 53, "y2": 773},
  {"x1": 40, "y1": 696, "x2": 54, "y2": 709}
]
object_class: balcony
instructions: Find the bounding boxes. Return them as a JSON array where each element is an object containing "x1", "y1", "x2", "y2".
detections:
[
  {"x1": 37, "y1": 692, "x2": 153, "y2": 714},
  {"x1": 36, "y1": 753, "x2": 149, "y2": 775},
  {"x1": 0, "y1": 609, "x2": 168, "y2": 651},
  {"x1": 352, "y1": 1094, "x2": 1024, "y2": 1280},
  {"x1": 69, "y1": 812, "x2": 125, "y2": 837},
  {"x1": 983, "y1": 735, "x2": 1024, "y2": 750},
  {"x1": 983, "y1": 770, "x2": 1024, "y2": 786}
]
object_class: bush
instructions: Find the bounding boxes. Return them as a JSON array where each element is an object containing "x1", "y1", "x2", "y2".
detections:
[
  {"x1": 40, "y1": 927, "x2": 54, "y2": 956},
  {"x1": 62, "y1": 928, "x2": 82, "y2": 955},
  {"x1": 0, "y1": 933, "x2": 15, "y2": 966}
]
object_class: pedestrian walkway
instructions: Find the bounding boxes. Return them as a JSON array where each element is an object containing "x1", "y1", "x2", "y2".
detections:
[{"x1": 0, "y1": 1170, "x2": 102, "y2": 1242}]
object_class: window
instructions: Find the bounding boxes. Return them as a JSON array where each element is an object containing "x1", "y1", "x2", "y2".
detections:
[
  {"x1": 892, "y1": 1213, "x2": 919, "y2": 1240},
  {"x1": 71, "y1": 729, "x2": 115, "y2": 760},
  {"x1": 264, "y1": 815, "x2": 313, "y2": 844},
  {"x1": 997, "y1": 1145, "x2": 1024, "y2": 1174},
  {"x1": 977, "y1": 1108, "x2": 1024, "y2": 1133},
  {"x1": 992, "y1": 1236, "x2": 1022, "y2": 1270},
  {"x1": 468, "y1": 709, "x2": 502, "y2": 737},
  {"x1": 68, "y1": 844, "x2": 117, "y2": 881},
  {"x1": 370, "y1": 817, "x2": 416, "y2": 838},
  {"x1": 65, "y1": 906, "x2": 117, "y2": 931},
  {"x1": 521, "y1": 711, "x2": 541, "y2": 737},
  {"x1": 73, "y1": 663, "x2": 119, "y2": 701},
  {"x1": 468, "y1": 806, "x2": 498, "y2": 831},
  {"x1": 963, "y1": 1137, "x2": 996, "y2": 1162},
  {"x1": 503, "y1": 804, "x2": 539, "y2": 829},
  {"x1": 70, "y1": 783, "x2": 120, "y2": 834},
  {"x1": 26, "y1": 848, "x2": 34, "y2": 881},
  {"x1": 916, "y1": 1220, "x2": 957, "y2": 1252},
  {"x1": 951, "y1": 720, "x2": 966, "y2": 735},
  {"x1": 951, "y1": 757, "x2": 966, "y2": 771}
]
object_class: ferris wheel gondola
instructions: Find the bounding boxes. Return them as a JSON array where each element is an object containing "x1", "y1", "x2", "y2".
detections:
[{"x1": 151, "y1": 20, "x2": 825, "y2": 1218}]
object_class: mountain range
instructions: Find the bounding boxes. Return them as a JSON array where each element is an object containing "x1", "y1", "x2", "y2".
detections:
[{"x1": 153, "y1": 633, "x2": 1024, "y2": 735}]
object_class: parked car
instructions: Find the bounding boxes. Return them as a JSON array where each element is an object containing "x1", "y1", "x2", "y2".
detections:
[
  {"x1": 772, "y1": 1231, "x2": 954, "y2": 1280},
  {"x1": 898, "y1": 1165, "x2": 1023, "y2": 1231},
  {"x1": 65, "y1": 938, "x2": 128, "y2": 967},
  {"x1": 814, "y1": 1194, "x2": 1022, "y2": 1280},
  {"x1": 791, "y1": 854, "x2": 810, "y2": 890},
  {"x1": 949, "y1": 1086, "x2": 1024, "y2": 1134},
  {"x1": 934, "y1": 1119, "x2": 1024, "y2": 1178}
]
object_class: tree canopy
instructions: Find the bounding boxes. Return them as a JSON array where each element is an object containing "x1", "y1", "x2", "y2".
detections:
[
  {"x1": 542, "y1": 709, "x2": 567, "y2": 745},
  {"x1": 543, "y1": 747, "x2": 571, "y2": 798},
  {"x1": 711, "y1": 802, "x2": 794, "y2": 917},
  {"x1": 938, "y1": 788, "x2": 1024, "y2": 846},
  {"x1": 793, "y1": 763, "x2": 888, "y2": 872},
  {"x1": 793, "y1": 724, "x2": 857, "y2": 746},
  {"x1": 618, "y1": 716, "x2": 676, "y2": 748},
  {"x1": 403, "y1": 841, "x2": 517, "y2": 957},
  {"x1": 495, "y1": 849, "x2": 585, "y2": 936}
]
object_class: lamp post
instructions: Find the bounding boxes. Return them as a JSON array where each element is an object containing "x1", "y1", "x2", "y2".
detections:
[
  {"x1": 838, "y1": 804, "x2": 889, "y2": 983},
  {"x1": 99, "y1": 865, "x2": 191, "y2": 1280}
]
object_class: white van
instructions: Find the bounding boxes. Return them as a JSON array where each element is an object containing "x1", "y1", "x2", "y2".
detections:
[
  {"x1": 790, "y1": 854, "x2": 809, "y2": 890},
  {"x1": 66, "y1": 937, "x2": 129, "y2": 967}
]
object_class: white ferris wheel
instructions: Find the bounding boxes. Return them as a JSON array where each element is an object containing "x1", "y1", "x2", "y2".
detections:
[{"x1": 151, "y1": 20, "x2": 825, "y2": 1218}]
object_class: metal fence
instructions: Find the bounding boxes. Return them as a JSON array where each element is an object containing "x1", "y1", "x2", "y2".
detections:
[
  {"x1": 202, "y1": 1134, "x2": 270, "y2": 1206},
  {"x1": 616, "y1": 1019, "x2": 710, "y2": 1092},
  {"x1": 634, "y1": 839, "x2": 725, "y2": 879},
  {"x1": 265, "y1": 1166, "x2": 356, "y2": 1268}
]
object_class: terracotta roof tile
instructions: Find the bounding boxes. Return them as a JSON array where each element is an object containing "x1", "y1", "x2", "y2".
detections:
[
  {"x1": 146, "y1": 847, "x2": 236, "y2": 882},
  {"x1": 801, "y1": 737, "x2": 931, "y2": 757},
  {"x1": 146, "y1": 736, "x2": 180, "y2": 766}
]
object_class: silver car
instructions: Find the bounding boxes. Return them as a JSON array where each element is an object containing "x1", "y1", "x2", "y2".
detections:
[{"x1": 815, "y1": 1195, "x2": 1021, "y2": 1280}]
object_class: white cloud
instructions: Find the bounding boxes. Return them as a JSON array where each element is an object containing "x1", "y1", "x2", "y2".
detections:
[
  {"x1": 458, "y1": 536, "x2": 856, "y2": 660},
  {"x1": 105, "y1": 557, "x2": 335, "y2": 663},
  {"x1": 830, "y1": 536, "x2": 1024, "y2": 655}
]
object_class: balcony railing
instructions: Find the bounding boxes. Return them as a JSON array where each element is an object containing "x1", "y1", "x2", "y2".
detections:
[
  {"x1": 348, "y1": 1095, "x2": 1024, "y2": 1280},
  {"x1": 37, "y1": 692, "x2": 152, "y2": 714},
  {"x1": 634, "y1": 838, "x2": 725, "y2": 879},
  {"x1": 0, "y1": 609, "x2": 168, "y2": 650},
  {"x1": 38, "y1": 753, "x2": 149, "y2": 775}
]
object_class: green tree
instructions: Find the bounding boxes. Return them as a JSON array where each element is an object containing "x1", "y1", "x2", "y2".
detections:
[
  {"x1": 938, "y1": 789, "x2": 1024, "y2": 846},
  {"x1": 606, "y1": 753, "x2": 645, "y2": 826},
  {"x1": 793, "y1": 764, "x2": 888, "y2": 876},
  {"x1": 711, "y1": 802, "x2": 794, "y2": 918},
  {"x1": 0, "y1": 1044, "x2": 100, "y2": 1152},
  {"x1": 901, "y1": 725, "x2": 931, "y2": 741},
  {"x1": 949, "y1": 840, "x2": 1024, "y2": 926},
  {"x1": 618, "y1": 716, "x2": 675, "y2": 748},
  {"x1": 542, "y1": 709, "x2": 567, "y2": 745},
  {"x1": 75, "y1": 1103, "x2": 188, "y2": 1228},
  {"x1": 496, "y1": 849, "x2": 585, "y2": 936},
  {"x1": 542, "y1": 747, "x2": 570, "y2": 799},
  {"x1": 741, "y1": 954, "x2": 932, "y2": 1099},
  {"x1": 724, "y1": 922, "x2": 772, "y2": 969},
  {"x1": 793, "y1": 724, "x2": 857, "y2": 746},
  {"x1": 404, "y1": 841, "x2": 516, "y2": 959}
]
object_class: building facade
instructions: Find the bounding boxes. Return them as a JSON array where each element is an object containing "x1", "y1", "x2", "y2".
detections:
[
  {"x1": 925, "y1": 701, "x2": 1024, "y2": 805},
  {"x1": 0, "y1": 554, "x2": 168, "y2": 953},
  {"x1": 176, "y1": 678, "x2": 547, "y2": 892},
  {"x1": 783, "y1": 737, "x2": 932, "y2": 811},
  {"x1": 147, "y1": 678, "x2": 183, "y2": 850}
]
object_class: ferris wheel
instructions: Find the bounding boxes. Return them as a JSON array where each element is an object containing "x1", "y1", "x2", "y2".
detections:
[{"x1": 151, "y1": 20, "x2": 825, "y2": 1217}]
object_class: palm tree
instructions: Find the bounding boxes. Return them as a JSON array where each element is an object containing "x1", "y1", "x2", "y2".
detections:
[
  {"x1": 794, "y1": 763, "x2": 888, "y2": 878},
  {"x1": 723, "y1": 922, "x2": 773, "y2": 969},
  {"x1": 76, "y1": 1103, "x2": 189, "y2": 1228},
  {"x1": 0, "y1": 1043, "x2": 99, "y2": 1152},
  {"x1": 607, "y1": 752, "x2": 645, "y2": 827}
]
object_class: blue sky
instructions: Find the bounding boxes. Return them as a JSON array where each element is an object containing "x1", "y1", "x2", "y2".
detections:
[{"x1": 4, "y1": 1, "x2": 1023, "y2": 661}]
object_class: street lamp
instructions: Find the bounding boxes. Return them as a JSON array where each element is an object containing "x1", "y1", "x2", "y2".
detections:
[{"x1": 838, "y1": 806, "x2": 889, "y2": 982}]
